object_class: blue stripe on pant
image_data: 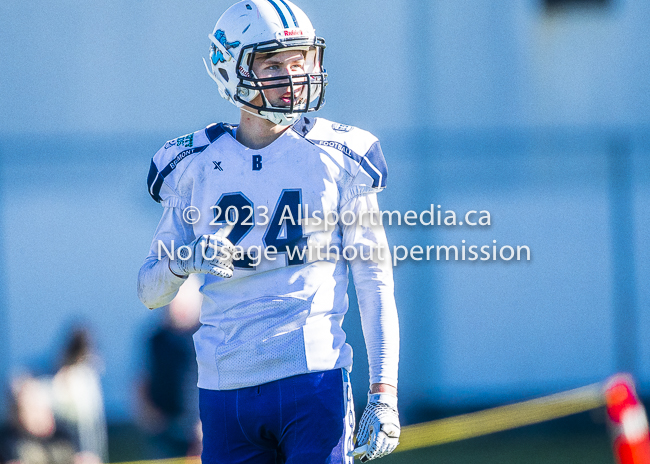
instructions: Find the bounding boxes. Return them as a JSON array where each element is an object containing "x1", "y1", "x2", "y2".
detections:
[{"x1": 200, "y1": 369, "x2": 354, "y2": 464}]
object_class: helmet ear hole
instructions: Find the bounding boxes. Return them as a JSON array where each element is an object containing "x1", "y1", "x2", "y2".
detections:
[
  {"x1": 218, "y1": 68, "x2": 229, "y2": 82},
  {"x1": 237, "y1": 86, "x2": 257, "y2": 103}
]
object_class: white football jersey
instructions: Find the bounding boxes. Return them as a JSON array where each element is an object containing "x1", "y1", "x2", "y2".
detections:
[{"x1": 139, "y1": 117, "x2": 399, "y2": 390}]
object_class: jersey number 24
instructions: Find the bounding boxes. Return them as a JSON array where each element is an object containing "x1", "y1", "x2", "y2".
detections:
[{"x1": 212, "y1": 189, "x2": 307, "y2": 269}]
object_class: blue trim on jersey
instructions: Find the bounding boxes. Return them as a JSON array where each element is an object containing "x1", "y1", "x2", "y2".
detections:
[
  {"x1": 278, "y1": 0, "x2": 299, "y2": 27},
  {"x1": 148, "y1": 145, "x2": 208, "y2": 202},
  {"x1": 147, "y1": 160, "x2": 163, "y2": 203},
  {"x1": 159, "y1": 146, "x2": 208, "y2": 177},
  {"x1": 360, "y1": 158, "x2": 382, "y2": 189},
  {"x1": 363, "y1": 141, "x2": 388, "y2": 188},
  {"x1": 314, "y1": 139, "x2": 363, "y2": 164},
  {"x1": 205, "y1": 122, "x2": 233, "y2": 143},
  {"x1": 311, "y1": 139, "x2": 387, "y2": 189},
  {"x1": 292, "y1": 117, "x2": 317, "y2": 137},
  {"x1": 267, "y1": 0, "x2": 289, "y2": 29},
  {"x1": 149, "y1": 123, "x2": 231, "y2": 203}
]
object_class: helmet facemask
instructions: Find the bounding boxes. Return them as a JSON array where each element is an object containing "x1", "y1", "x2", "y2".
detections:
[{"x1": 235, "y1": 38, "x2": 327, "y2": 125}]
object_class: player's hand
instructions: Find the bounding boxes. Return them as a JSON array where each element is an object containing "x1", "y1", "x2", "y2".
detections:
[
  {"x1": 169, "y1": 227, "x2": 236, "y2": 278},
  {"x1": 352, "y1": 392, "x2": 400, "y2": 462}
]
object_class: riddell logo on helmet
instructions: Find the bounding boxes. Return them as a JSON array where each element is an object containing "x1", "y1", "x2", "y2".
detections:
[{"x1": 284, "y1": 29, "x2": 305, "y2": 37}]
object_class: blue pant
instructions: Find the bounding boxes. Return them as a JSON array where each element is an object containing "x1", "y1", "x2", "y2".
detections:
[{"x1": 200, "y1": 369, "x2": 354, "y2": 464}]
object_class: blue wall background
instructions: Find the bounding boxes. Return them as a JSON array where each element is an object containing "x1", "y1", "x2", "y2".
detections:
[{"x1": 0, "y1": 0, "x2": 648, "y2": 424}]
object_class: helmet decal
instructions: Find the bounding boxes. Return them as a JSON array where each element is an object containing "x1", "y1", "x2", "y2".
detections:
[
  {"x1": 277, "y1": 0, "x2": 300, "y2": 27},
  {"x1": 266, "y1": 0, "x2": 291, "y2": 28},
  {"x1": 211, "y1": 30, "x2": 241, "y2": 65}
]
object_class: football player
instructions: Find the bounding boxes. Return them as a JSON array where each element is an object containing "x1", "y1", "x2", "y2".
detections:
[{"x1": 137, "y1": 1, "x2": 400, "y2": 462}]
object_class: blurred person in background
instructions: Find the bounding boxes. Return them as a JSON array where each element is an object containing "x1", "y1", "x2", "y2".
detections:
[
  {"x1": 51, "y1": 327, "x2": 108, "y2": 464},
  {"x1": 0, "y1": 375, "x2": 78, "y2": 464},
  {"x1": 137, "y1": 275, "x2": 202, "y2": 458}
]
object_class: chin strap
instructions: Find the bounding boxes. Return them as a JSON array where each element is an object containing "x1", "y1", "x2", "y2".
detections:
[
  {"x1": 241, "y1": 105, "x2": 298, "y2": 126},
  {"x1": 240, "y1": 106, "x2": 267, "y2": 120}
]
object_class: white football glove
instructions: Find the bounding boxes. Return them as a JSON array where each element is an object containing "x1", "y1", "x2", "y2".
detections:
[
  {"x1": 168, "y1": 231, "x2": 235, "y2": 279},
  {"x1": 352, "y1": 392, "x2": 400, "y2": 462}
]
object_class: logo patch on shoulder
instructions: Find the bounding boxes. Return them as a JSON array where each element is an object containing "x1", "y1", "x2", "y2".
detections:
[
  {"x1": 332, "y1": 123, "x2": 352, "y2": 133},
  {"x1": 164, "y1": 133, "x2": 194, "y2": 149}
]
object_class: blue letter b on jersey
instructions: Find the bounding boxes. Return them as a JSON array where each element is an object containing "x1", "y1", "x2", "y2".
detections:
[{"x1": 252, "y1": 155, "x2": 262, "y2": 171}]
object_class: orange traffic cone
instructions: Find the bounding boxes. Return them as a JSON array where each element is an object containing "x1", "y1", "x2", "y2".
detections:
[{"x1": 605, "y1": 374, "x2": 650, "y2": 464}]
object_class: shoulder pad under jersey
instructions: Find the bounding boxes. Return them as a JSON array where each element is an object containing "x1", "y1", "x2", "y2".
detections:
[
  {"x1": 292, "y1": 117, "x2": 387, "y2": 191},
  {"x1": 147, "y1": 123, "x2": 234, "y2": 203}
]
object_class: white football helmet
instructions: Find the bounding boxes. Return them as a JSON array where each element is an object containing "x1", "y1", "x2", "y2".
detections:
[{"x1": 204, "y1": 0, "x2": 327, "y2": 126}]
